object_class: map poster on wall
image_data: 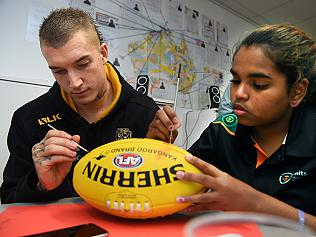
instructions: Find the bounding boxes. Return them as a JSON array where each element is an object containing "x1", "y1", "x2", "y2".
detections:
[{"x1": 66, "y1": 0, "x2": 230, "y2": 109}]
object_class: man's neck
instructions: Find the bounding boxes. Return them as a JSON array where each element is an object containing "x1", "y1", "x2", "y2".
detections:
[{"x1": 77, "y1": 80, "x2": 114, "y2": 123}]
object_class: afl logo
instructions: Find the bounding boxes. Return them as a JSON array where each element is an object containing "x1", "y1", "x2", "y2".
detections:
[
  {"x1": 279, "y1": 172, "x2": 293, "y2": 184},
  {"x1": 113, "y1": 153, "x2": 143, "y2": 169}
]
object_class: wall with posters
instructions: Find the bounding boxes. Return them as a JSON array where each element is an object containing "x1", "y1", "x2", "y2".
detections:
[{"x1": 0, "y1": 0, "x2": 255, "y2": 185}]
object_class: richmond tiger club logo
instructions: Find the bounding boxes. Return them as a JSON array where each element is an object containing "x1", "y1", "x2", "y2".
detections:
[
  {"x1": 279, "y1": 170, "x2": 307, "y2": 184},
  {"x1": 116, "y1": 128, "x2": 132, "y2": 140}
]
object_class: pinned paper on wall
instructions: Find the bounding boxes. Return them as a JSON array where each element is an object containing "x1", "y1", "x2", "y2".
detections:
[
  {"x1": 202, "y1": 14, "x2": 215, "y2": 43},
  {"x1": 69, "y1": 0, "x2": 96, "y2": 17},
  {"x1": 217, "y1": 21, "x2": 228, "y2": 47},
  {"x1": 26, "y1": 1, "x2": 54, "y2": 43}
]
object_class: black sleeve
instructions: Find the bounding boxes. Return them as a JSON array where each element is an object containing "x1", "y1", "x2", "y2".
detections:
[
  {"x1": 124, "y1": 94, "x2": 159, "y2": 137},
  {"x1": 188, "y1": 123, "x2": 218, "y2": 163},
  {"x1": 0, "y1": 111, "x2": 74, "y2": 204}
]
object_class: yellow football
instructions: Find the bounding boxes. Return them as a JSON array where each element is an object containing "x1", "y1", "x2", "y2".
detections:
[{"x1": 73, "y1": 138, "x2": 206, "y2": 219}]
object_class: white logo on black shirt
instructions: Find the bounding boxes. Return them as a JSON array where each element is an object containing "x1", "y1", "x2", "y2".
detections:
[{"x1": 279, "y1": 170, "x2": 307, "y2": 184}]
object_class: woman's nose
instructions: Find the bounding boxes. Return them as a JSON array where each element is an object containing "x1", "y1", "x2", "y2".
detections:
[{"x1": 233, "y1": 84, "x2": 249, "y2": 100}]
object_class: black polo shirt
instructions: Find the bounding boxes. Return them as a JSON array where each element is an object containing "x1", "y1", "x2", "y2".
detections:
[{"x1": 189, "y1": 105, "x2": 316, "y2": 215}]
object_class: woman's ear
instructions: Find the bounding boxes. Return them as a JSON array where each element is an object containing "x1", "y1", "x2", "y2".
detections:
[
  {"x1": 100, "y1": 43, "x2": 108, "y2": 64},
  {"x1": 290, "y1": 78, "x2": 309, "y2": 107}
]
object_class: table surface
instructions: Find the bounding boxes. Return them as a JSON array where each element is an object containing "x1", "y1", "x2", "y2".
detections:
[{"x1": 0, "y1": 198, "x2": 311, "y2": 237}]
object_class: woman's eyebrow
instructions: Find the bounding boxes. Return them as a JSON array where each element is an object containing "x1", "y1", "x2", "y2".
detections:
[
  {"x1": 248, "y1": 72, "x2": 272, "y2": 79},
  {"x1": 230, "y1": 69, "x2": 272, "y2": 80}
]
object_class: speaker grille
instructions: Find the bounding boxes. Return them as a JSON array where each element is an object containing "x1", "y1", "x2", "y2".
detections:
[
  {"x1": 136, "y1": 75, "x2": 149, "y2": 95},
  {"x1": 208, "y1": 85, "x2": 221, "y2": 108}
]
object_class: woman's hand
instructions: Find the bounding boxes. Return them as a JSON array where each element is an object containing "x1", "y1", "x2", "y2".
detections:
[{"x1": 176, "y1": 155, "x2": 261, "y2": 212}]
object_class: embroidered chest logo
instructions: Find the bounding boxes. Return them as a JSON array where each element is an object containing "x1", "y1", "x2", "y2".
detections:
[
  {"x1": 37, "y1": 113, "x2": 62, "y2": 125},
  {"x1": 213, "y1": 113, "x2": 238, "y2": 136},
  {"x1": 279, "y1": 170, "x2": 307, "y2": 184},
  {"x1": 116, "y1": 128, "x2": 132, "y2": 140}
]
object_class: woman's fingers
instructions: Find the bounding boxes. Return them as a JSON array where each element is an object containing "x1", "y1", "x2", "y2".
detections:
[{"x1": 184, "y1": 155, "x2": 223, "y2": 177}]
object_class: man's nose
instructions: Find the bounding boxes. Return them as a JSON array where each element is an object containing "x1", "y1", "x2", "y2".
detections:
[{"x1": 68, "y1": 70, "x2": 83, "y2": 88}]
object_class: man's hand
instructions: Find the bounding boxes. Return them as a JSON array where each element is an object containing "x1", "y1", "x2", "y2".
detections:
[
  {"x1": 32, "y1": 129, "x2": 80, "y2": 191},
  {"x1": 146, "y1": 105, "x2": 181, "y2": 143}
]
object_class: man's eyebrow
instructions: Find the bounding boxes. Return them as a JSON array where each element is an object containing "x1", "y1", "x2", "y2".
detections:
[
  {"x1": 75, "y1": 55, "x2": 90, "y2": 63},
  {"x1": 48, "y1": 55, "x2": 91, "y2": 70},
  {"x1": 230, "y1": 69, "x2": 272, "y2": 79}
]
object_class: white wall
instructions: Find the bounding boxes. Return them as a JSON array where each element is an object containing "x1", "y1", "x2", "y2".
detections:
[
  {"x1": 0, "y1": 0, "x2": 255, "y2": 184},
  {"x1": 0, "y1": 82, "x2": 49, "y2": 184}
]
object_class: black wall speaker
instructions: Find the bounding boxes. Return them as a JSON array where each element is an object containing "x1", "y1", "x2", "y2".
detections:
[
  {"x1": 208, "y1": 85, "x2": 221, "y2": 108},
  {"x1": 136, "y1": 75, "x2": 149, "y2": 95}
]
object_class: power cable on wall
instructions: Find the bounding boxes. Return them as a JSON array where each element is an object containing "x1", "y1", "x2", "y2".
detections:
[
  {"x1": 182, "y1": 106, "x2": 210, "y2": 149},
  {"x1": 0, "y1": 78, "x2": 51, "y2": 88}
]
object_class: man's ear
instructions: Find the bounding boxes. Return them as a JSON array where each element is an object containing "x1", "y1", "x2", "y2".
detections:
[
  {"x1": 290, "y1": 78, "x2": 309, "y2": 107},
  {"x1": 100, "y1": 43, "x2": 108, "y2": 64}
]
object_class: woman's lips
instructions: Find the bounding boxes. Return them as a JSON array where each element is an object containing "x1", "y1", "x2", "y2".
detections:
[{"x1": 234, "y1": 104, "x2": 247, "y2": 116}]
